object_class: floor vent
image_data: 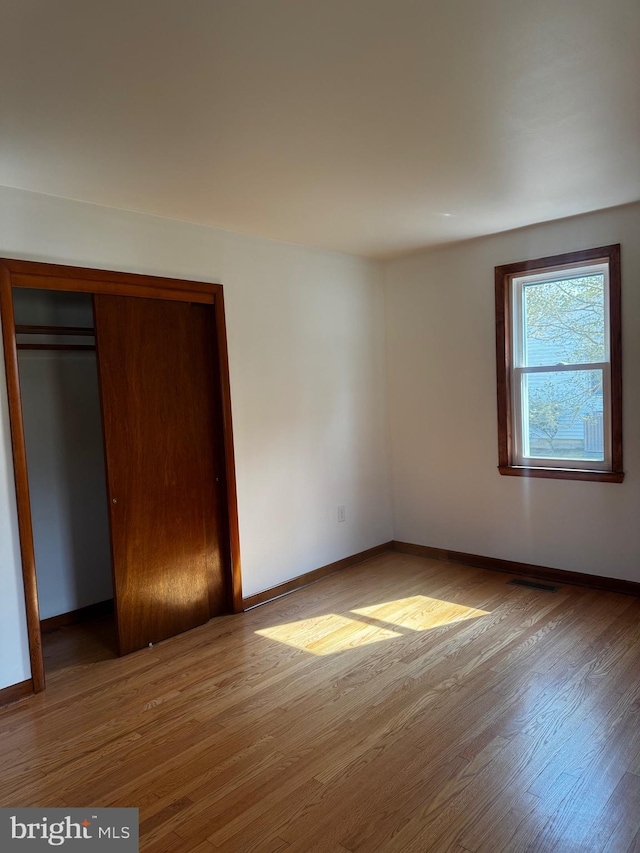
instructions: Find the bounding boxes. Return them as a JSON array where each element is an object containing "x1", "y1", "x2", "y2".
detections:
[{"x1": 508, "y1": 578, "x2": 559, "y2": 592}]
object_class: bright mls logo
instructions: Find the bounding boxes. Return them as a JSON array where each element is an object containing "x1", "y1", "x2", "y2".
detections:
[{"x1": 1, "y1": 808, "x2": 138, "y2": 850}]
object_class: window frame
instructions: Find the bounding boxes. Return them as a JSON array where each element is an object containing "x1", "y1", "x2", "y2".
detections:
[{"x1": 495, "y1": 244, "x2": 623, "y2": 483}]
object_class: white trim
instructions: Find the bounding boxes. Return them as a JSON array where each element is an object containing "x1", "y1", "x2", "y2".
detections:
[
  {"x1": 509, "y1": 259, "x2": 612, "y2": 472},
  {"x1": 515, "y1": 362, "x2": 607, "y2": 375}
]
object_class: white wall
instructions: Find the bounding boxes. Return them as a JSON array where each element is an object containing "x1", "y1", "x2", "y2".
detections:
[
  {"x1": 18, "y1": 352, "x2": 113, "y2": 620},
  {"x1": 385, "y1": 202, "x2": 640, "y2": 581},
  {"x1": 0, "y1": 186, "x2": 393, "y2": 690}
]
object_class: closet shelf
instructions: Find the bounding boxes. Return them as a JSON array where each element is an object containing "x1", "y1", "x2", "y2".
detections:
[
  {"x1": 17, "y1": 343, "x2": 96, "y2": 351},
  {"x1": 15, "y1": 324, "x2": 95, "y2": 336}
]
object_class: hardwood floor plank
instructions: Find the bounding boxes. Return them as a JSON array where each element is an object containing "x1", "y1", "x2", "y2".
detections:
[
  {"x1": 627, "y1": 827, "x2": 640, "y2": 853},
  {"x1": 515, "y1": 695, "x2": 640, "y2": 851},
  {"x1": 591, "y1": 771, "x2": 640, "y2": 852},
  {"x1": 1, "y1": 553, "x2": 638, "y2": 853}
]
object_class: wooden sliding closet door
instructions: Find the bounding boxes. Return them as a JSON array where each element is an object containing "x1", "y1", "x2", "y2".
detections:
[{"x1": 94, "y1": 295, "x2": 226, "y2": 655}]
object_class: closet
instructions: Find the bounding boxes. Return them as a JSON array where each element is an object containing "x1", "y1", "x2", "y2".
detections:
[
  {"x1": 15, "y1": 289, "x2": 115, "y2": 665},
  {"x1": 1, "y1": 259, "x2": 241, "y2": 692}
]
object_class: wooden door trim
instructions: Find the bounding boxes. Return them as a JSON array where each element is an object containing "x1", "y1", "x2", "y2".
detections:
[
  {"x1": 0, "y1": 268, "x2": 45, "y2": 692},
  {"x1": 12, "y1": 273, "x2": 215, "y2": 304},
  {"x1": 4, "y1": 259, "x2": 218, "y2": 294},
  {"x1": 0, "y1": 258, "x2": 243, "y2": 694}
]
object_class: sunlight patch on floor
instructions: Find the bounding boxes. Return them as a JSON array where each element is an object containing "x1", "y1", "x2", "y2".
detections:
[
  {"x1": 255, "y1": 596, "x2": 490, "y2": 655},
  {"x1": 351, "y1": 595, "x2": 490, "y2": 631},
  {"x1": 256, "y1": 614, "x2": 401, "y2": 655}
]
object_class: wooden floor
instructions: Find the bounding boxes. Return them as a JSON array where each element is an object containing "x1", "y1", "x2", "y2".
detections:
[
  {"x1": 2, "y1": 552, "x2": 640, "y2": 852},
  {"x1": 41, "y1": 613, "x2": 118, "y2": 675}
]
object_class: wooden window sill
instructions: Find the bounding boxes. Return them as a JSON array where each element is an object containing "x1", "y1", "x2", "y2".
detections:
[{"x1": 498, "y1": 466, "x2": 624, "y2": 483}]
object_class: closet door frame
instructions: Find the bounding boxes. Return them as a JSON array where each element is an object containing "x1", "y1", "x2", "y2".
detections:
[{"x1": 0, "y1": 259, "x2": 243, "y2": 694}]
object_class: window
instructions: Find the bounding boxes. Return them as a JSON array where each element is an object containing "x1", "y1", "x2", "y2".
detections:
[{"x1": 495, "y1": 245, "x2": 623, "y2": 482}]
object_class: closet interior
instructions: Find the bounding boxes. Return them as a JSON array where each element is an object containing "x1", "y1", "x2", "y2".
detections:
[{"x1": 14, "y1": 287, "x2": 116, "y2": 673}]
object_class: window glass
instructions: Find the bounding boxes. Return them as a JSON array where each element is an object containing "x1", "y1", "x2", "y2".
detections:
[
  {"x1": 521, "y1": 369, "x2": 604, "y2": 462},
  {"x1": 522, "y1": 274, "x2": 606, "y2": 367}
]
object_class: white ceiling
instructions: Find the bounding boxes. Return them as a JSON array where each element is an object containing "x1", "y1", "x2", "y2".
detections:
[{"x1": 1, "y1": 0, "x2": 639, "y2": 258}]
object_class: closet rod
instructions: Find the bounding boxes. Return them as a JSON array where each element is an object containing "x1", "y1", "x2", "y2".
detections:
[{"x1": 15, "y1": 324, "x2": 95, "y2": 336}]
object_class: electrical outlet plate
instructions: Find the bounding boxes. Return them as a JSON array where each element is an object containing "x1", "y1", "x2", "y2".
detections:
[{"x1": 338, "y1": 505, "x2": 346, "y2": 523}]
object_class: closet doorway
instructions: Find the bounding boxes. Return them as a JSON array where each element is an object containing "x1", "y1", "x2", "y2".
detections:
[
  {"x1": 14, "y1": 287, "x2": 117, "y2": 674},
  {"x1": 0, "y1": 259, "x2": 242, "y2": 694}
]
